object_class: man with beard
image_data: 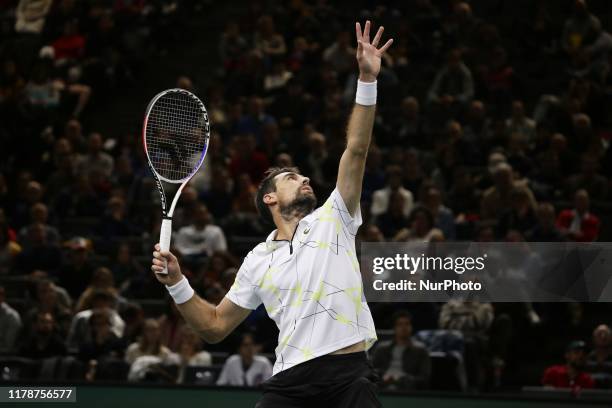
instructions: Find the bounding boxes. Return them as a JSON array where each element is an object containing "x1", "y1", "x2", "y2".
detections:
[{"x1": 151, "y1": 21, "x2": 392, "y2": 408}]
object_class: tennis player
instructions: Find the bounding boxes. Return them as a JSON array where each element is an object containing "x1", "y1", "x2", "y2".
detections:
[{"x1": 152, "y1": 21, "x2": 392, "y2": 407}]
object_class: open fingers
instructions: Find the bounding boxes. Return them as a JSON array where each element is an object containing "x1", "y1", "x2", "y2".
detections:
[
  {"x1": 355, "y1": 22, "x2": 362, "y2": 42},
  {"x1": 372, "y1": 26, "x2": 384, "y2": 48},
  {"x1": 378, "y1": 38, "x2": 394, "y2": 54},
  {"x1": 363, "y1": 20, "x2": 371, "y2": 43}
]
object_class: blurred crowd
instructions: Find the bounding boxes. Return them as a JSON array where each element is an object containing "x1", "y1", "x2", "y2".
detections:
[{"x1": 1, "y1": 0, "x2": 611, "y2": 393}]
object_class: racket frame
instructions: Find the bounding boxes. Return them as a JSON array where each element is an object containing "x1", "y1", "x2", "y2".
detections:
[{"x1": 142, "y1": 88, "x2": 210, "y2": 273}]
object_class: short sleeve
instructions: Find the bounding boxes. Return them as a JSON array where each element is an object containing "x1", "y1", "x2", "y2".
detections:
[
  {"x1": 327, "y1": 188, "x2": 363, "y2": 234},
  {"x1": 226, "y1": 257, "x2": 261, "y2": 310}
]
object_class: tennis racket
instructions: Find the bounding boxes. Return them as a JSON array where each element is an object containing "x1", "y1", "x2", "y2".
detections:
[{"x1": 143, "y1": 88, "x2": 210, "y2": 274}]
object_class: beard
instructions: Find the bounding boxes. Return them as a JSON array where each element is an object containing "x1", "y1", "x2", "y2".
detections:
[{"x1": 280, "y1": 190, "x2": 317, "y2": 221}]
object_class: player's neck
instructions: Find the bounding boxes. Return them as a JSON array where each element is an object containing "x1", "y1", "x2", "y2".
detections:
[{"x1": 274, "y1": 218, "x2": 300, "y2": 241}]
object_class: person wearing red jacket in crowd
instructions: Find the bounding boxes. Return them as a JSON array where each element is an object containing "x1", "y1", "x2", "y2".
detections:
[
  {"x1": 556, "y1": 189, "x2": 600, "y2": 242},
  {"x1": 542, "y1": 340, "x2": 595, "y2": 389}
]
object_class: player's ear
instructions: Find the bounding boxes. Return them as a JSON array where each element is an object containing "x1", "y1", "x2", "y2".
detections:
[{"x1": 263, "y1": 192, "x2": 277, "y2": 205}]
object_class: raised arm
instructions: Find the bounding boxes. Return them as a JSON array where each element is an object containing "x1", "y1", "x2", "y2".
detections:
[
  {"x1": 337, "y1": 21, "x2": 393, "y2": 215},
  {"x1": 152, "y1": 244, "x2": 250, "y2": 343}
]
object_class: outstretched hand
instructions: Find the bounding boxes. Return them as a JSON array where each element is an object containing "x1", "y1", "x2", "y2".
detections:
[{"x1": 355, "y1": 20, "x2": 393, "y2": 82}]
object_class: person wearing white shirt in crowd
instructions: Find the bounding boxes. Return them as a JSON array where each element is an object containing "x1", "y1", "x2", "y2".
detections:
[
  {"x1": 217, "y1": 333, "x2": 272, "y2": 387},
  {"x1": 174, "y1": 204, "x2": 227, "y2": 257},
  {"x1": 371, "y1": 164, "x2": 414, "y2": 220},
  {"x1": 0, "y1": 285, "x2": 22, "y2": 352},
  {"x1": 66, "y1": 290, "x2": 124, "y2": 350},
  {"x1": 175, "y1": 327, "x2": 212, "y2": 384}
]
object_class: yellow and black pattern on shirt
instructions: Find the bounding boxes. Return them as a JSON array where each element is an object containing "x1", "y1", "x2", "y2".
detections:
[{"x1": 262, "y1": 193, "x2": 375, "y2": 371}]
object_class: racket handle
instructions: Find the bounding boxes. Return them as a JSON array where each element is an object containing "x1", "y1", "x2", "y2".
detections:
[{"x1": 159, "y1": 218, "x2": 173, "y2": 275}]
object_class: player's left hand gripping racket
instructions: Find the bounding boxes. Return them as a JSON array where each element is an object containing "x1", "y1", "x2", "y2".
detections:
[{"x1": 143, "y1": 88, "x2": 210, "y2": 274}]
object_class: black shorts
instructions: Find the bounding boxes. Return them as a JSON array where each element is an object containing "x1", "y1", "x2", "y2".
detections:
[{"x1": 255, "y1": 351, "x2": 381, "y2": 408}]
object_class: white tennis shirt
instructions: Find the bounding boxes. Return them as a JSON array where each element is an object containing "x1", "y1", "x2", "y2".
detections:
[{"x1": 226, "y1": 188, "x2": 377, "y2": 375}]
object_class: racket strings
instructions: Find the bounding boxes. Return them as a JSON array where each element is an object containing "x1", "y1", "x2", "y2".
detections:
[{"x1": 145, "y1": 91, "x2": 209, "y2": 182}]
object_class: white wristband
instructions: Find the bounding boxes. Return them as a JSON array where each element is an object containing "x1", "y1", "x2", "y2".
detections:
[
  {"x1": 355, "y1": 80, "x2": 377, "y2": 106},
  {"x1": 166, "y1": 276, "x2": 194, "y2": 304}
]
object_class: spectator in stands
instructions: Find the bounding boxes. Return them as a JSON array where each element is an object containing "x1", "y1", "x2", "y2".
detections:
[
  {"x1": 24, "y1": 279, "x2": 72, "y2": 337},
  {"x1": 15, "y1": 222, "x2": 62, "y2": 274},
  {"x1": 195, "y1": 251, "x2": 238, "y2": 291},
  {"x1": 481, "y1": 163, "x2": 536, "y2": 221},
  {"x1": 542, "y1": 340, "x2": 594, "y2": 389},
  {"x1": 200, "y1": 167, "x2": 234, "y2": 221},
  {"x1": 57, "y1": 236, "x2": 95, "y2": 298},
  {"x1": 395, "y1": 97, "x2": 426, "y2": 147},
  {"x1": 76, "y1": 267, "x2": 125, "y2": 312},
  {"x1": 121, "y1": 302, "x2": 144, "y2": 345},
  {"x1": 158, "y1": 299, "x2": 187, "y2": 352},
  {"x1": 566, "y1": 155, "x2": 608, "y2": 201},
  {"x1": 526, "y1": 203, "x2": 564, "y2": 242},
  {"x1": 0, "y1": 220, "x2": 21, "y2": 275},
  {"x1": 298, "y1": 131, "x2": 331, "y2": 193},
  {"x1": 586, "y1": 324, "x2": 612, "y2": 387},
  {"x1": 14, "y1": 0, "x2": 52, "y2": 34},
  {"x1": 78, "y1": 308, "x2": 126, "y2": 362},
  {"x1": 18, "y1": 203, "x2": 60, "y2": 248},
  {"x1": 76, "y1": 132, "x2": 114, "y2": 178},
  {"x1": 112, "y1": 242, "x2": 144, "y2": 289},
  {"x1": 170, "y1": 187, "x2": 199, "y2": 231},
  {"x1": 125, "y1": 318, "x2": 178, "y2": 365},
  {"x1": 263, "y1": 61, "x2": 292, "y2": 95},
  {"x1": 19, "y1": 311, "x2": 67, "y2": 359},
  {"x1": 376, "y1": 191, "x2": 412, "y2": 240},
  {"x1": 219, "y1": 22, "x2": 248, "y2": 71},
  {"x1": 562, "y1": 0, "x2": 601, "y2": 56},
  {"x1": 46, "y1": 138, "x2": 77, "y2": 201},
  {"x1": 174, "y1": 204, "x2": 227, "y2": 259},
  {"x1": 427, "y1": 49, "x2": 474, "y2": 118},
  {"x1": 322, "y1": 30, "x2": 355, "y2": 76},
  {"x1": 12, "y1": 179, "x2": 44, "y2": 230},
  {"x1": 125, "y1": 319, "x2": 180, "y2": 381},
  {"x1": 67, "y1": 290, "x2": 125, "y2": 351},
  {"x1": 228, "y1": 134, "x2": 270, "y2": 183},
  {"x1": 217, "y1": 333, "x2": 272, "y2": 387},
  {"x1": 506, "y1": 100, "x2": 536, "y2": 148},
  {"x1": 394, "y1": 206, "x2": 444, "y2": 242},
  {"x1": 232, "y1": 173, "x2": 259, "y2": 216},
  {"x1": 371, "y1": 165, "x2": 414, "y2": 221},
  {"x1": 52, "y1": 19, "x2": 86, "y2": 62},
  {"x1": 506, "y1": 132, "x2": 534, "y2": 178},
  {"x1": 439, "y1": 299, "x2": 494, "y2": 390},
  {"x1": 254, "y1": 15, "x2": 286, "y2": 59},
  {"x1": 373, "y1": 311, "x2": 431, "y2": 390},
  {"x1": 556, "y1": 189, "x2": 600, "y2": 242},
  {"x1": 496, "y1": 187, "x2": 537, "y2": 238},
  {"x1": 175, "y1": 327, "x2": 212, "y2": 384},
  {"x1": 421, "y1": 186, "x2": 455, "y2": 240},
  {"x1": 0, "y1": 285, "x2": 21, "y2": 352},
  {"x1": 53, "y1": 174, "x2": 104, "y2": 218},
  {"x1": 97, "y1": 195, "x2": 135, "y2": 239}
]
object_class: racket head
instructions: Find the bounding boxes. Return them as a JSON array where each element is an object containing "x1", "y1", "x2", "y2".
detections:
[{"x1": 143, "y1": 88, "x2": 210, "y2": 184}]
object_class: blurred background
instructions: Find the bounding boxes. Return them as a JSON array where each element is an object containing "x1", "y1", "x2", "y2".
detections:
[{"x1": 0, "y1": 0, "x2": 611, "y2": 405}]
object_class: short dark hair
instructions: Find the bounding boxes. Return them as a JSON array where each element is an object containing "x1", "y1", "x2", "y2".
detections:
[
  {"x1": 255, "y1": 167, "x2": 300, "y2": 225},
  {"x1": 392, "y1": 310, "x2": 412, "y2": 325},
  {"x1": 409, "y1": 206, "x2": 434, "y2": 228}
]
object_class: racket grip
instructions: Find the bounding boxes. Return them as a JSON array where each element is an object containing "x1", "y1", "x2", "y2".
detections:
[{"x1": 159, "y1": 218, "x2": 173, "y2": 275}]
